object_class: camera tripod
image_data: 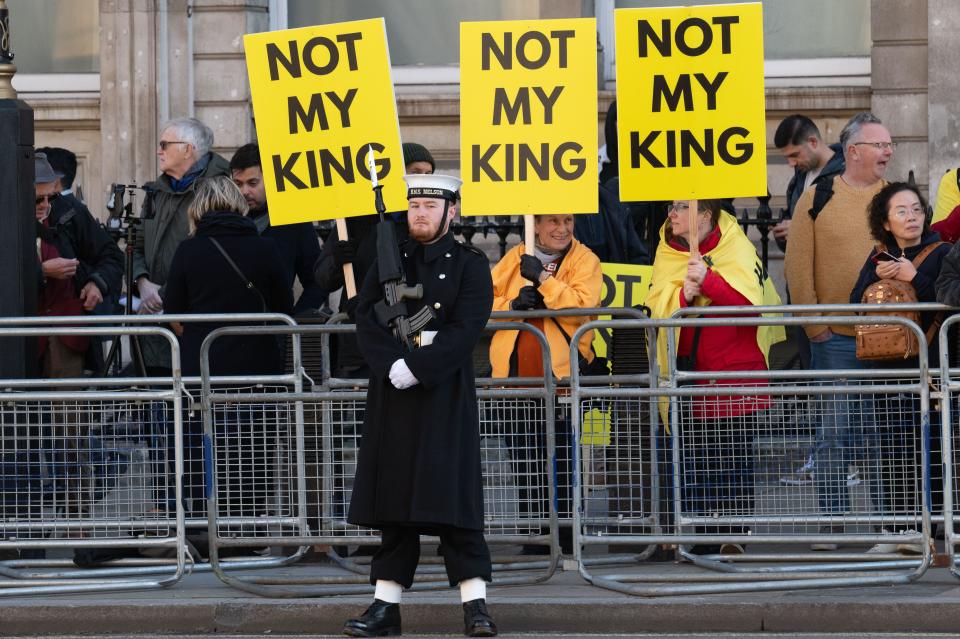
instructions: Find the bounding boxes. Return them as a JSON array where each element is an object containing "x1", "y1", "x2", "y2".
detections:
[{"x1": 100, "y1": 184, "x2": 150, "y2": 377}]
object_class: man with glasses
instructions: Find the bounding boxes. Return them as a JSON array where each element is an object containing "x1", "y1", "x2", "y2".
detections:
[
  {"x1": 35, "y1": 151, "x2": 123, "y2": 374},
  {"x1": 784, "y1": 111, "x2": 894, "y2": 550},
  {"x1": 33, "y1": 151, "x2": 123, "y2": 539},
  {"x1": 132, "y1": 117, "x2": 230, "y2": 374}
]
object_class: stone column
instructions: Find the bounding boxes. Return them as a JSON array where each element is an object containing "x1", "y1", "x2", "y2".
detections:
[
  {"x1": 191, "y1": 0, "x2": 268, "y2": 155},
  {"x1": 99, "y1": 0, "x2": 160, "y2": 189},
  {"x1": 100, "y1": 0, "x2": 268, "y2": 190},
  {"x1": 927, "y1": 0, "x2": 960, "y2": 201},
  {"x1": 870, "y1": 0, "x2": 929, "y2": 192}
]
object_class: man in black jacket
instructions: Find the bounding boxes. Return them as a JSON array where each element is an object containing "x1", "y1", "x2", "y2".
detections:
[
  {"x1": 34, "y1": 151, "x2": 123, "y2": 524},
  {"x1": 343, "y1": 174, "x2": 497, "y2": 638},
  {"x1": 772, "y1": 114, "x2": 845, "y2": 251},
  {"x1": 35, "y1": 151, "x2": 123, "y2": 373},
  {"x1": 230, "y1": 143, "x2": 326, "y2": 314},
  {"x1": 574, "y1": 182, "x2": 650, "y2": 264}
]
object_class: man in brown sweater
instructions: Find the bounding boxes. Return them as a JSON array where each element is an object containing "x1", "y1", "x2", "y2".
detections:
[{"x1": 784, "y1": 111, "x2": 893, "y2": 548}]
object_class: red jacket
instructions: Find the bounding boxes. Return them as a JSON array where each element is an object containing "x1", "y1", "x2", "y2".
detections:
[
  {"x1": 672, "y1": 227, "x2": 770, "y2": 419},
  {"x1": 931, "y1": 205, "x2": 960, "y2": 243}
]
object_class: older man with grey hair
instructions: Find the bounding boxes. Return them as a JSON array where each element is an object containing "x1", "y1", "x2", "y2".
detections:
[
  {"x1": 784, "y1": 111, "x2": 895, "y2": 550},
  {"x1": 132, "y1": 117, "x2": 230, "y2": 374}
]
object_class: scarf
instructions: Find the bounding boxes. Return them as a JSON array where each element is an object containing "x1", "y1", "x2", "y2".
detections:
[{"x1": 169, "y1": 153, "x2": 211, "y2": 193}]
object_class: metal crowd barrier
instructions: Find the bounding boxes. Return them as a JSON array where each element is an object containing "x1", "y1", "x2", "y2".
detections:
[
  {"x1": 0, "y1": 314, "x2": 300, "y2": 596},
  {"x1": 4, "y1": 302, "x2": 955, "y2": 599},
  {"x1": 937, "y1": 312, "x2": 960, "y2": 578},
  {"x1": 678, "y1": 303, "x2": 949, "y2": 551},
  {"x1": 0, "y1": 323, "x2": 186, "y2": 596},
  {"x1": 489, "y1": 307, "x2": 653, "y2": 520},
  {"x1": 570, "y1": 309, "x2": 938, "y2": 596},
  {"x1": 198, "y1": 321, "x2": 562, "y2": 596}
]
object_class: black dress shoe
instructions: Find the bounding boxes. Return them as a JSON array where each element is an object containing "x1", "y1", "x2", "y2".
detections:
[
  {"x1": 463, "y1": 598, "x2": 497, "y2": 637},
  {"x1": 343, "y1": 599, "x2": 401, "y2": 637}
]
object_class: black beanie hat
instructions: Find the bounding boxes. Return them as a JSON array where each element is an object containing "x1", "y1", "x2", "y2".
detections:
[{"x1": 402, "y1": 142, "x2": 435, "y2": 172}]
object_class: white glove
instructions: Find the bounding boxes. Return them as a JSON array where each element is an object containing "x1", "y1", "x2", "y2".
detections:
[{"x1": 389, "y1": 359, "x2": 419, "y2": 390}]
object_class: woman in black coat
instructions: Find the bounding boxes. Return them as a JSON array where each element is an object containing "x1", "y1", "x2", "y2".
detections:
[
  {"x1": 163, "y1": 175, "x2": 294, "y2": 377},
  {"x1": 160, "y1": 175, "x2": 293, "y2": 519}
]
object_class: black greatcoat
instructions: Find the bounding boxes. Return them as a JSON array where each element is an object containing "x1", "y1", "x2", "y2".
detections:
[{"x1": 347, "y1": 230, "x2": 494, "y2": 531}]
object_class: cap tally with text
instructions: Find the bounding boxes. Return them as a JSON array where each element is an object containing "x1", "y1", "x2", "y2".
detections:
[{"x1": 404, "y1": 173, "x2": 462, "y2": 202}]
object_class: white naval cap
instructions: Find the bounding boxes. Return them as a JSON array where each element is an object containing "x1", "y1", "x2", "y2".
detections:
[{"x1": 404, "y1": 173, "x2": 462, "y2": 201}]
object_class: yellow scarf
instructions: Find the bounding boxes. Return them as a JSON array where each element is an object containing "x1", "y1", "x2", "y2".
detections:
[{"x1": 647, "y1": 211, "x2": 785, "y2": 379}]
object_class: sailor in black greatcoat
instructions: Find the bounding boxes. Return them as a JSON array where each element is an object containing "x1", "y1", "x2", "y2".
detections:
[{"x1": 343, "y1": 174, "x2": 498, "y2": 638}]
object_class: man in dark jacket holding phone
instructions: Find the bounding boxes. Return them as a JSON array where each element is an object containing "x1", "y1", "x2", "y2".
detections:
[
  {"x1": 35, "y1": 152, "x2": 123, "y2": 376},
  {"x1": 34, "y1": 151, "x2": 123, "y2": 526}
]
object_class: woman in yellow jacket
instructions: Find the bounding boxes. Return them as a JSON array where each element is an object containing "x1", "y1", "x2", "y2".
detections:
[
  {"x1": 488, "y1": 214, "x2": 602, "y2": 554},
  {"x1": 489, "y1": 214, "x2": 603, "y2": 380}
]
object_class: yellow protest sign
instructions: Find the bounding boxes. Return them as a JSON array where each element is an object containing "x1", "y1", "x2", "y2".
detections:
[
  {"x1": 244, "y1": 18, "x2": 406, "y2": 225},
  {"x1": 593, "y1": 262, "x2": 654, "y2": 359},
  {"x1": 614, "y1": 3, "x2": 766, "y2": 201},
  {"x1": 460, "y1": 18, "x2": 598, "y2": 216}
]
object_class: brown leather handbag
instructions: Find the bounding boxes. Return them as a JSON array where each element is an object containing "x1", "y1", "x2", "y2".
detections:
[{"x1": 855, "y1": 243, "x2": 943, "y2": 361}]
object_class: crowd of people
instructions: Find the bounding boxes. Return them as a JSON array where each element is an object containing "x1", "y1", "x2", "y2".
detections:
[{"x1": 27, "y1": 108, "x2": 960, "y2": 636}]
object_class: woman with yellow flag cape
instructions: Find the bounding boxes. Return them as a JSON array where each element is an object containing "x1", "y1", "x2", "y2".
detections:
[{"x1": 647, "y1": 199, "x2": 784, "y2": 555}]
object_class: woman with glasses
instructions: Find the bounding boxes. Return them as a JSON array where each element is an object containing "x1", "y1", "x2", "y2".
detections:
[
  {"x1": 852, "y1": 182, "x2": 951, "y2": 554},
  {"x1": 647, "y1": 199, "x2": 782, "y2": 556},
  {"x1": 852, "y1": 182, "x2": 950, "y2": 340}
]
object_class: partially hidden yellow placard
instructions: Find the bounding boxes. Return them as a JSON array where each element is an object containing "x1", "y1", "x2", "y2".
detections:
[
  {"x1": 244, "y1": 18, "x2": 405, "y2": 225},
  {"x1": 615, "y1": 3, "x2": 766, "y2": 201},
  {"x1": 592, "y1": 262, "x2": 654, "y2": 358},
  {"x1": 460, "y1": 18, "x2": 598, "y2": 216}
]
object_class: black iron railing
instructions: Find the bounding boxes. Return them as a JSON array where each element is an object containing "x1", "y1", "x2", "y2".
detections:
[{"x1": 315, "y1": 199, "x2": 786, "y2": 270}]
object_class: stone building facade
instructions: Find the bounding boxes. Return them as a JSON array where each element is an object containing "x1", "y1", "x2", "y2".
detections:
[{"x1": 9, "y1": 0, "x2": 959, "y2": 225}]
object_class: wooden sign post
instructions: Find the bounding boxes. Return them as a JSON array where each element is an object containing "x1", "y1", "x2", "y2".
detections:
[
  {"x1": 244, "y1": 18, "x2": 406, "y2": 300},
  {"x1": 688, "y1": 199, "x2": 699, "y2": 258}
]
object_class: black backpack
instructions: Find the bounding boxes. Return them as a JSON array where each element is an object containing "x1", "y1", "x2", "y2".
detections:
[{"x1": 807, "y1": 175, "x2": 835, "y2": 221}]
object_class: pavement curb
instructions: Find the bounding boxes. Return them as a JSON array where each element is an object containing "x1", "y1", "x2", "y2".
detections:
[{"x1": 5, "y1": 599, "x2": 960, "y2": 635}]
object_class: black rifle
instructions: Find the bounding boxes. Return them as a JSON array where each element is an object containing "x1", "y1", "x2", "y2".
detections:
[{"x1": 366, "y1": 148, "x2": 435, "y2": 350}]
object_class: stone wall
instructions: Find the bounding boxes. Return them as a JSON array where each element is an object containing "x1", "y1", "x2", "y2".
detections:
[
  {"x1": 24, "y1": 2, "x2": 959, "y2": 224},
  {"x1": 870, "y1": 0, "x2": 929, "y2": 192}
]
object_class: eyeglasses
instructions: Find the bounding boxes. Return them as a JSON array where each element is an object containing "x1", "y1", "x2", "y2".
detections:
[
  {"x1": 35, "y1": 193, "x2": 60, "y2": 205},
  {"x1": 158, "y1": 140, "x2": 189, "y2": 151},
  {"x1": 854, "y1": 141, "x2": 896, "y2": 151},
  {"x1": 668, "y1": 203, "x2": 706, "y2": 213},
  {"x1": 891, "y1": 207, "x2": 924, "y2": 220}
]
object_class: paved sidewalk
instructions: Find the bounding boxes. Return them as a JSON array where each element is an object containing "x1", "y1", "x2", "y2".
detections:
[{"x1": 2, "y1": 553, "x2": 960, "y2": 636}]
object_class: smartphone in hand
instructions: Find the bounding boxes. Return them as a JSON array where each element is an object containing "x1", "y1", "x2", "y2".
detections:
[{"x1": 871, "y1": 250, "x2": 900, "y2": 264}]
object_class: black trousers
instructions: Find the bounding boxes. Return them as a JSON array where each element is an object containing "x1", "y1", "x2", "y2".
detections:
[
  {"x1": 678, "y1": 407, "x2": 760, "y2": 537},
  {"x1": 874, "y1": 390, "x2": 942, "y2": 533},
  {"x1": 370, "y1": 525, "x2": 492, "y2": 588}
]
